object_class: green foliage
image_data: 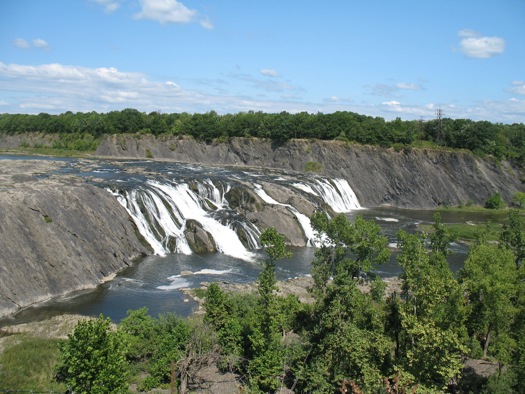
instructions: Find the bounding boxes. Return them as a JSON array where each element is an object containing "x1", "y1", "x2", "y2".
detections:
[
  {"x1": 142, "y1": 313, "x2": 191, "y2": 390},
  {"x1": 461, "y1": 243, "x2": 518, "y2": 361},
  {"x1": 2, "y1": 110, "x2": 522, "y2": 158},
  {"x1": 429, "y1": 212, "x2": 457, "y2": 257},
  {"x1": 55, "y1": 315, "x2": 129, "y2": 394},
  {"x1": 296, "y1": 213, "x2": 392, "y2": 393},
  {"x1": 248, "y1": 228, "x2": 293, "y2": 392},
  {"x1": 500, "y1": 209, "x2": 525, "y2": 265},
  {"x1": 310, "y1": 212, "x2": 389, "y2": 290},
  {"x1": 396, "y1": 220, "x2": 467, "y2": 390},
  {"x1": 0, "y1": 336, "x2": 65, "y2": 391},
  {"x1": 512, "y1": 192, "x2": 525, "y2": 208},
  {"x1": 145, "y1": 148, "x2": 153, "y2": 158},
  {"x1": 304, "y1": 161, "x2": 323, "y2": 173},
  {"x1": 485, "y1": 192, "x2": 505, "y2": 209},
  {"x1": 118, "y1": 307, "x2": 157, "y2": 361}
]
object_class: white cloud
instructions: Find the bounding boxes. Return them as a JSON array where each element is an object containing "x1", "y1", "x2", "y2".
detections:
[
  {"x1": 200, "y1": 17, "x2": 214, "y2": 30},
  {"x1": 260, "y1": 69, "x2": 280, "y2": 77},
  {"x1": 134, "y1": 0, "x2": 211, "y2": 28},
  {"x1": 395, "y1": 82, "x2": 421, "y2": 90},
  {"x1": 509, "y1": 81, "x2": 525, "y2": 95},
  {"x1": 457, "y1": 29, "x2": 505, "y2": 58},
  {"x1": 0, "y1": 61, "x2": 523, "y2": 123},
  {"x1": 382, "y1": 100, "x2": 401, "y2": 107},
  {"x1": 92, "y1": 0, "x2": 120, "y2": 13},
  {"x1": 13, "y1": 38, "x2": 50, "y2": 50},
  {"x1": 33, "y1": 38, "x2": 49, "y2": 49},
  {"x1": 13, "y1": 38, "x2": 29, "y2": 49},
  {"x1": 368, "y1": 82, "x2": 423, "y2": 97}
]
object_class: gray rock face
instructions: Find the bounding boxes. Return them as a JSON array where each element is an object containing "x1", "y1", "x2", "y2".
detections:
[
  {"x1": 95, "y1": 135, "x2": 524, "y2": 208},
  {"x1": 0, "y1": 160, "x2": 149, "y2": 318}
]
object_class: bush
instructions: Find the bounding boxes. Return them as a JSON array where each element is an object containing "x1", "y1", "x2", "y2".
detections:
[
  {"x1": 484, "y1": 193, "x2": 505, "y2": 209},
  {"x1": 55, "y1": 315, "x2": 129, "y2": 393}
]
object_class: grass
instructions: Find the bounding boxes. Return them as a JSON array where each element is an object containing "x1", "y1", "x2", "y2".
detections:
[
  {"x1": 0, "y1": 146, "x2": 96, "y2": 158},
  {"x1": 419, "y1": 222, "x2": 502, "y2": 243},
  {"x1": 0, "y1": 335, "x2": 66, "y2": 391},
  {"x1": 421, "y1": 206, "x2": 524, "y2": 242}
]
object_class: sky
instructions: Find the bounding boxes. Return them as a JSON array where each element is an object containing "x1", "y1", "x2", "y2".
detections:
[{"x1": 0, "y1": 0, "x2": 524, "y2": 123}]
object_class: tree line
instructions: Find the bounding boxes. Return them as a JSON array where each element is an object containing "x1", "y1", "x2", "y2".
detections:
[
  {"x1": 54, "y1": 211, "x2": 525, "y2": 393},
  {"x1": 1, "y1": 109, "x2": 524, "y2": 162}
]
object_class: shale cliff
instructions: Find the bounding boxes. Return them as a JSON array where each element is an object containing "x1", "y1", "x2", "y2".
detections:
[
  {"x1": 0, "y1": 160, "x2": 149, "y2": 318},
  {"x1": 96, "y1": 135, "x2": 524, "y2": 208}
]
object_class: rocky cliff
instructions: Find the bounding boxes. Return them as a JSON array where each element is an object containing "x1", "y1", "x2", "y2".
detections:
[
  {"x1": 96, "y1": 135, "x2": 524, "y2": 208},
  {"x1": 0, "y1": 160, "x2": 149, "y2": 318},
  {"x1": 0, "y1": 134, "x2": 523, "y2": 318}
]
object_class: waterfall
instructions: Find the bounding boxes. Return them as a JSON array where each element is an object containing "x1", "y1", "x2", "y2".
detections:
[
  {"x1": 293, "y1": 178, "x2": 362, "y2": 212},
  {"x1": 253, "y1": 183, "x2": 318, "y2": 246},
  {"x1": 112, "y1": 179, "x2": 258, "y2": 261},
  {"x1": 110, "y1": 167, "x2": 362, "y2": 259}
]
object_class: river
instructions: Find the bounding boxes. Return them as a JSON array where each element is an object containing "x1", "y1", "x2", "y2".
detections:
[{"x1": 0, "y1": 155, "x2": 488, "y2": 325}]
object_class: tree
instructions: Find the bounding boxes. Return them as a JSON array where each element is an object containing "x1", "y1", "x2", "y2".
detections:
[
  {"x1": 298, "y1": 213, "x2": 392, "y2": 393},
  {"x1": 118, "y1": 307, "x2": 157, "y2": 361},
  {"x1": 395, "y1": 227, "x2": 467, "y2": 390},
  {"x1": 461, "y1": 243, "x2": 518, "y2": 360},
  {"x1": 248, "y1": 227, "x2": 292, "y2": 392},
  {"x1": 485, "y1": 192, "x2": 505, "y2": 209},
  {"x1": 55, "y1": 315, "x2": 128, "y2": 394},
  {"x1": 499, "y1": 209, "x2": 525, "y2": 266}
]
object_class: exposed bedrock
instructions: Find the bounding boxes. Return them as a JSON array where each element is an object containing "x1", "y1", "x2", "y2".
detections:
[
  {"x1": 0, "y1": 160, "x2": 150, "y2": 318},
  {"x1": 95, "y1": 135, "x2": 524, "y2": 208}
]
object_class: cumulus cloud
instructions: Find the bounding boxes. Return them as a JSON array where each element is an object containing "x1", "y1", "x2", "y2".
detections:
[
  {"x1": 13, "y1": 38, "x2": 29, "y2": 49},
  {"x1": 134, "y1": 0, "x2": 212, "y2": 28},
  {"x1": 92, "y1": 0, "x2": 121, "y2": 13},
  {"x1": 457, "y1": 29, "x2": 505, "y2": 58},
  {"x1": 260, "y1": 69, "x2": 280, "y2": 77}
]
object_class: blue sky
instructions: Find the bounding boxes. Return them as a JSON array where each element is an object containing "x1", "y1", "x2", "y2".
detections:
[{"x1": 1, "y1": 0, "x2": 524, "y2": 123}]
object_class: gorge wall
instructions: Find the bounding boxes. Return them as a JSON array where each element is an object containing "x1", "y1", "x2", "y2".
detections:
[
  {"x1": 1, "y1": 134, "x2": 524, "y2": 318},
  {"x1": 0, "y1": 160, "x2": 149, "y2": 318},
  {"x1": 96, "y1": 135, "x2": 524, "y2": 208}
]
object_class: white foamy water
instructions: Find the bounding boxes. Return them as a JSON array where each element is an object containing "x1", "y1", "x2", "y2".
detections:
[
  {"x1": 293, "y1": 178, "x2": 362, "y2": 212},
  {"x1": 194, "y1": 269, "x2": 233, "y2": 275},
  {"x1": 157, "y1": 276, "x2": 191, "y2": 290},
  {"x1": 376, "y1": 217, "x2": 400, "y2": 222}
]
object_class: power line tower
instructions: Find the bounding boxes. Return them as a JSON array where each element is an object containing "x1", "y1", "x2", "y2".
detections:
[{"x1": 435, "y1": 108, "x2": 444, "y2": 144}]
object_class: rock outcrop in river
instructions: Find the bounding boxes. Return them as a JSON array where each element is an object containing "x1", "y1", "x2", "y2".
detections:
[{"x1": 0, "y1": 160, "x2": 149, "y2": 318}]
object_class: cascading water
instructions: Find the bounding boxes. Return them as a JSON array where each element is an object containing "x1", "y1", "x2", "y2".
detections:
[
  {"x1": 253, "y1": 183, "x2": 318, "y2": 246},
  {"x1": 108, "y1": 162, "x2": 363, "y2": 261},
  {"x1": 113, "y1": 179, "x2": 258, "y2": 261},
  {"x1": 293, "y1": 178, "x2": 362, "y2": 212}
]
